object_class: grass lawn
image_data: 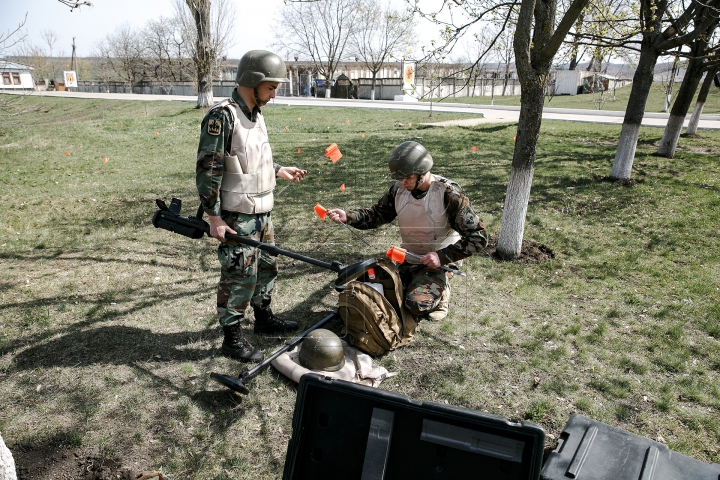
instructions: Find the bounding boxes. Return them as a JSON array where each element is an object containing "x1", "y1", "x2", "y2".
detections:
[
  {"x1": 0, "y1": 93, "x2": 719, "y2": 479},
  {"x1": 428, "y1": 81, "x2": 720, "y2": 114}
]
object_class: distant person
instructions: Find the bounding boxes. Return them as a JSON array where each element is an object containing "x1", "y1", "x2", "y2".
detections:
[
  {"x1": 326, "y1": 141, "x2": 488, "y2": 321},
  {"x1": 196, "y1": 50, "x2": 307, "y2": 362}
]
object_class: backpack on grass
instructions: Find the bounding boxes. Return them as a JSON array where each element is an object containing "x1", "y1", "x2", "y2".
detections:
[{"x1": 338, "y1": 258, "x2": 417, "y2": 356}]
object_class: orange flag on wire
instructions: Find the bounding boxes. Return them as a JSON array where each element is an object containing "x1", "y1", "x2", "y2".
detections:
[{"x1": 314, "y1": 203, "x2": 328, "y2": 220}]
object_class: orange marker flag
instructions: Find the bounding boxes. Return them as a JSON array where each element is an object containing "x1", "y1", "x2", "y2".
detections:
[
  {"x1": 339, "y1": 183, "x2": 346, "y2": 191},
  {"x1": 103, "y1": 156, "x2": 108, "y2": 163},
  {"x1": 386, "y1": 246, "x2": 408, "y2": 263},
  {"x1": 472, "y1": 146, "x2": 478, "y2": 152},
  {"x1": 297, "y1": 148, "x2": 302, "y2": 154},
  {"x1": 155, "y1": 131, "x2": 159, "y2": 136},
  {"x1": 325, "y1": 143, "x2": 342, "y2": 162},
  {"x1": 65, "y1": 151, "x2": 70, "y2": 156},
  {"x1": 314, "y1": 203, "x2": 328, "y2": 220}
]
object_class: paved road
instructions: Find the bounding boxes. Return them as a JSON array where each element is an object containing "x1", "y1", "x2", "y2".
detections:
[{"x1": 11, "y1": 89, "x2": 720, "y2": 130}]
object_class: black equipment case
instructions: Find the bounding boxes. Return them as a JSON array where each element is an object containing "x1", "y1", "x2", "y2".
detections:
[
  {"x1": 283, "y1": 374, "x2": 546, "y2": 480},
  {"x1": 540, "y1": 414, "x2": 720, "y2": 480}
]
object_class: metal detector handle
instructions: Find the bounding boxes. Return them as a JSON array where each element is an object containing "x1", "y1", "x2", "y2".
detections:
[
  {"x1": 404, "y1": 250, "x2": 467, "y2": 277},
  {"x1": 241, "y1": 310, "x2": 339, "y2": 380}
]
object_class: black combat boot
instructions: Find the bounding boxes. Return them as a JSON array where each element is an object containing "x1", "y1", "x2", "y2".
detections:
[
  {"x1": 252, "y1": 296, "x2": 299, "y2": 334},
  {"x1": 221, "y1": 323, "x2": 264, "y2": 362}
]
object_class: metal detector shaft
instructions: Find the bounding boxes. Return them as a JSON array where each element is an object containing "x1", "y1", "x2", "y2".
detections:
[
  {"x1": 153, "y1": 208, "x2": 343, "y2": 273},
  {"x1": 209, "y1": 310, "x2": 339, "y2": 394},
  {"x1": 242, "y1": 310, "x2": 339, "y2": 381}
]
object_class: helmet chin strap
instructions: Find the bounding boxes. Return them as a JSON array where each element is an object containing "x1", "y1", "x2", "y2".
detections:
[
  {"x1": 253, "y1": 87, "x2": 267, "y2": 107},
  {"x1": 410, "y1": 172, "x2": 425, "y2": 195}
]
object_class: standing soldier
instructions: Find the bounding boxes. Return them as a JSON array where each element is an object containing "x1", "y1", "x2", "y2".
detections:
[
  {"x1": 327, "y1": 141, "x2": 488, "y2": 321},
  {"x1": 196, "y1": 50, "x2": 306, "y2": 362}
]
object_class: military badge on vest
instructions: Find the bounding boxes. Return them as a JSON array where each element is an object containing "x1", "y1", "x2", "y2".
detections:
[{"x1": 207, "y1": 118, "x2": 222, "y2": 136}]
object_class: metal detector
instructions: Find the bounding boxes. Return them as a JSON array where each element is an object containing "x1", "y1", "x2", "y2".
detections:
[
  {"x1": 209, "y1": 309, "x2": 340, "y2": 394},
  {"x1": 152, "y1": 198, "x2": 376, "y2": 285}
]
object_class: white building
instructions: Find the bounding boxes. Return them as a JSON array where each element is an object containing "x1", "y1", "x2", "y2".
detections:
[
  {"x1": 0, "y1": 60, "x2": 35, "y2": 90},
  {"x1": 552, "y1": 69, "x2": 631, "y2": 96}
]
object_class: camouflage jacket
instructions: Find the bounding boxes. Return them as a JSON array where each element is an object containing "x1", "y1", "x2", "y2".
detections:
[
  {"x1": 347, "y1": 179, "x2": 488, "y2": 264},
  {"x1": 195, "y1": 89, "x2": 281, "y2": 217}
]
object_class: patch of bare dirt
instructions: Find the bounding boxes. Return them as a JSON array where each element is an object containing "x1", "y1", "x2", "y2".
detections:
[
  {"x1": 592, "y1": 174, "x2": 640, "y2": 186},
  {"x1": 10, "y1": 441, "x2": 160, "y2": 480},
  {"x1": 484, "y1": 234, "x2": 555, "y2": 264}
]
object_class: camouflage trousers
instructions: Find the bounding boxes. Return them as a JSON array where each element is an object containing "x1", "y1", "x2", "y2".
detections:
[
  {"x1": 216, "y1": 211, "x2": 278, "y2": 327},
  {"x1": 398, "y1": 263, "x2": 452, "y2": 317}
]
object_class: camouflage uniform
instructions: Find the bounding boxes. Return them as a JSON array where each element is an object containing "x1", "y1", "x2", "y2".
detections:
[
  {"x1": 196, "y1": 89, "x2": 282, "y2": 327},
  {"x1": 347, "y1": 177, "x2": 487, "y2": 318}
]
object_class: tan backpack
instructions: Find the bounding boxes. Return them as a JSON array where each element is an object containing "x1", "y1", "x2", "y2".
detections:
[{"x1": 338, "y1": 258, "x2": 417, "y2": 356}]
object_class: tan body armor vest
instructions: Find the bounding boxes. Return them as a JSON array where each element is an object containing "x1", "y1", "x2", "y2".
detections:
[
  {"x1": 217, "y1": 99, "x2": 276, "y2": 214},
  {"x1": 395, "y1": 175, "x2": 461, "y2": 259}
]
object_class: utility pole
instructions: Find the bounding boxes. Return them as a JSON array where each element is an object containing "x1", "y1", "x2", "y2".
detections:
[{"x1": 71, "y1": 37, "x2": 77, "y2": 72}]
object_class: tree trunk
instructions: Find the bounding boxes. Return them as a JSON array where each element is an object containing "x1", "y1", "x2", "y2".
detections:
[
  {"x1": 610, "y1": 41, "x2": 659, "y2": 179},
  {"x1": 686, "y1": 68, "x2": 718, "y2": 135},
  {"x1": 0, "y1": 432, "x2": 17, "y2": 480},
  {"x1": 657, "y1": 56, "x2": 706, "y2": 157},
  {"x1": 497, "y1": 77, "x2": 544, "y2": 258},
  {"x1": 187, "y1": 0, "x2": 214, "y2": 109},
  {"x1": 663, "y1": 55, "x2": 680, "y2": 112}
]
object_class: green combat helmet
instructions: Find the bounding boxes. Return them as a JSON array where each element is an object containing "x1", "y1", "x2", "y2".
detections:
[
  {"x1": 388, "y1": 141, "x2": 434, "y2": 180},
  {"x1": 298, "y1": 329, "x2": 345, "y2": 372},
  {"x1": 235, "y1": 50, "x2": 290, "y2": 87}
]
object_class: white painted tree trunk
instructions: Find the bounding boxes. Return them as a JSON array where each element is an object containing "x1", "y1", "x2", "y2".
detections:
[
  {"x1": 686, "y1": 101, "x2": 704, "y2": 135},
  {"x1": 497, "y1": 166, "x2": 534, "y2": 258},
  {"x1": 325, "y1": 89, "x2": 331, "y2": 98},
  {"x1": 611, "y1": 123, "x2": 641, "y2": 179},
  {"x1": 371, "y1": 89, "x2": 375, "y2": 101},
  {"x1": 197, "y1": 90, "x2": 214, "y2": 109},
  {"x1": 657, "y1": 114, "x2": 685, "y2": 158},
  {"x1": 0, "y1": 433, "x2": 17, "y2": 480}
]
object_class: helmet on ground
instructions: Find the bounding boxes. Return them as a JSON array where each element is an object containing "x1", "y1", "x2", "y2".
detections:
[
  {"x1": 235, "y1": 50, "x2": 289, "y2": 87},
  {"x1": 388, "y1": 141, "x2": 433, "y2": 179},
  {"x1": 298, "y1": 329, "x2": 345, "y2": 372}
]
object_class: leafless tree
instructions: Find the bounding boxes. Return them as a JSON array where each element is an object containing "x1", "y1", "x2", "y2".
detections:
[
  {"x1": 93, "y1": 25, "x2": 146, "y2": 90},
  {"x1": 143, "y1": 16, "x2": 193, "y2": 94},
  {"x1": 273, "y1": 0, "x2": 362, "y2": 98},
  {"x1": 350, "y1": 0, "x2": 416, "y2": 100},
  {"x1": 39, "y1": 29, "x2": 62, "y2": 82},
  {"x1": 174, "y1": 0, "x2": 235, "y2": 108},
  {"x1": 0, "y1": 14, "x2": 35, "y2": 131}
]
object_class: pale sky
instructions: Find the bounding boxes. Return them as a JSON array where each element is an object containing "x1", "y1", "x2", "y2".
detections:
[{"x1": 1, "y1": 0, "x2": 449, "y2": 61}]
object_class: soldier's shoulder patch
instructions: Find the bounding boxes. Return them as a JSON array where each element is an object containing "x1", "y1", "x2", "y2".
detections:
[{"x1": 207, "y1": 118, "x2": 222, "y2": 136}]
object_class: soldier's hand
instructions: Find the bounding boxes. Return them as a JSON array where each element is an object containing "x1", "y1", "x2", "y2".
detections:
[
  {"x1": 208, "y1": 215, "x2": 237, "y2": 242},
  {"x1": 326, "y1": 209, "x2": 347, "y2": 224},
  {"x1": 419, "y1": 251, "x2": 441, "y2": 269},
  {"x1": 277, "y1": 166, "x2": 307, "y2": 183}
]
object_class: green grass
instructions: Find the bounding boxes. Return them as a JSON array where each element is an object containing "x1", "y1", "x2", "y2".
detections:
[
  {"x1": 1, "y1": 93, "x2": 719, "y2": 478},
  {"x1": 429, "y1": 81, "x2": 720, "y2": 113}
]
